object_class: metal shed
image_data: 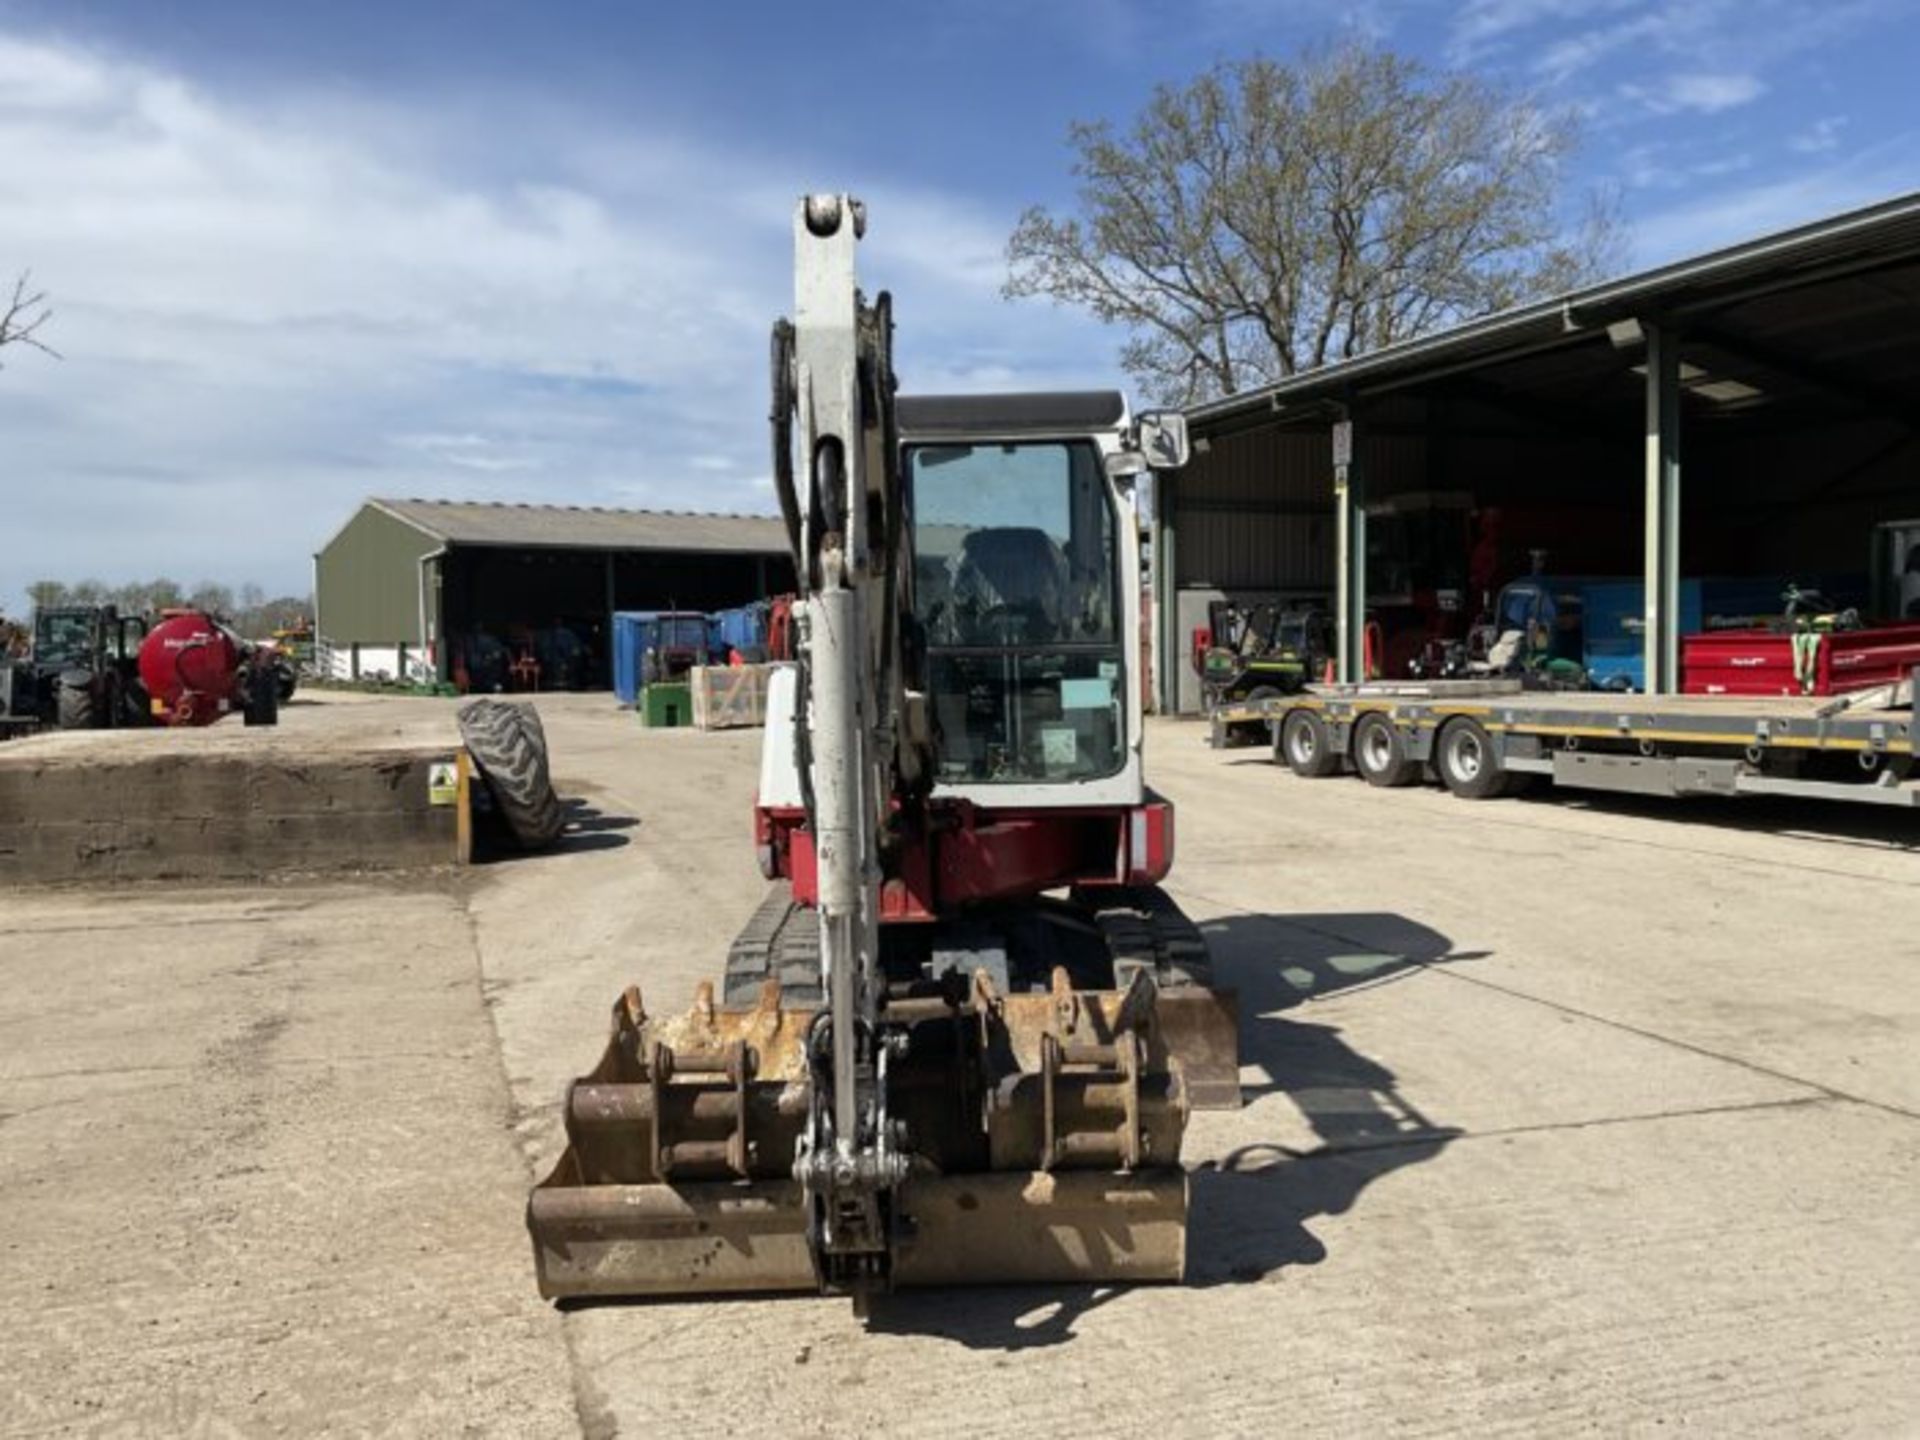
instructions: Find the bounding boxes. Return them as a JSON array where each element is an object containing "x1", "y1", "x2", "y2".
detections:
[
  {"x1": 314, "y1": 498, "x2": 793, "y2": 691},
  {"x1": 1161, "y1": 191, "x2": 1920, "y2": 713}
]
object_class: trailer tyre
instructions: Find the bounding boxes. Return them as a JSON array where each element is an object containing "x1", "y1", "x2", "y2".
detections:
[
  {"x1": 458, "y1": 698, "x2": 565, "y2": 849},
  {"x1": 1279, "y1": 709, "x2": 1341, "y2": 779},
  {"x1": 1352, "y1": 713, "x2": 1421, "y2": 788},
  {"x1": 1436, "y1": 717, "x2": 1511, "y2": 800}
]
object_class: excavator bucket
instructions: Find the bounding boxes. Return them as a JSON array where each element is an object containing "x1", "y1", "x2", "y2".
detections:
[{"x1": 527, "y1": 972, "x2": 1199, "y2": 1301}]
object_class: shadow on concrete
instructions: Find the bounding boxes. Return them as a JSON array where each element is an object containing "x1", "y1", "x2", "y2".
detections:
[
  {"x1": 1503, "y1": 782, "x2": 1920, "y2": 852},
  {"x1": 865, "y1": 910, "x2": 1480, "y2": 1350},
  {"x1": 1185, "y1": 912, "x2": 1478, "y2": 1287},
  {"x1": 473, "y1": 798, "x2": 638, "y2": 861}
]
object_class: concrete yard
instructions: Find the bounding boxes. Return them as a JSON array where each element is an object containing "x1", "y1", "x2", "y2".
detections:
[{"x1": 3, "y1": 691, "x2": 1916, "y2": 1436}]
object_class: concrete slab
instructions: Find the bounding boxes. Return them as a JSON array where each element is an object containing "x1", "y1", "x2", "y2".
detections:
[
  {"x1": 0, "y1": 694, "x2": 466, "y2": 883},
  {"x1": 2, "y1": 694, "x2": 1914, "y2": 1436},
  {"x1": 0, "y1": 882, "x2": 578, "y2": 1435}
]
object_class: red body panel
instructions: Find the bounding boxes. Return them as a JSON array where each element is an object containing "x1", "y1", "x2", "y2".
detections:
[
  {"x1": 137, "y1": 610, "x2": 251, "y2": 725},
  {"x1": 1682, "y1": 624, "x2": 1920, "y2": 697},
  {"x1": 756, "y1": 798, "x2": 1175, "y2": 919}
]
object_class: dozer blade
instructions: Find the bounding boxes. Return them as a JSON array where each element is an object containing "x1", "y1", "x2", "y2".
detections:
[
  {"x1": 1157, "y1": 987, "x2": 1243, "y2": 1111},
  {"x1": 530, "y1": 1171, "x2": 1186, "y2": 1300},
  {"x1": 527, "y1": 972, "x2": 1195, "y2": 1302}
]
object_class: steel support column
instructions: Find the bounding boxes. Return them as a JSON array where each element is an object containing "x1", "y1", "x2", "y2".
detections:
[
  {"x1": 1154, "y1": 471, "x2": 1178, "y2": 714},
  {"x1": 1643, "y1": 324, "x2": 1682, "y2": 694},
  {"x1": 1332, "y1": 416, "x2": 1366, "y2": 683}
]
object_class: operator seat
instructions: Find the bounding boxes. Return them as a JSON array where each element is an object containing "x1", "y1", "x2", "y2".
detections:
[{"x1": 949, "y1": 527, "x2": 1068, "y2": 642}]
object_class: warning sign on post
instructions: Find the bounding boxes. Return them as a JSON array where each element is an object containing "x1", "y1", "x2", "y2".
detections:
[{"x1": 428, "y1": 760, "x2": 459, "y2": 806}]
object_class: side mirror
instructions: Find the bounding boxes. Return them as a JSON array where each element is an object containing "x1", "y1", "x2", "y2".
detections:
[{"x1": 1134, "y1": 410, "x2": 1190, "y2": 471}]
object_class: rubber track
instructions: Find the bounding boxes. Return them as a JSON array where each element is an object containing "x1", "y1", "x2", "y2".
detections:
[
  {"x1": 1073, "y1": 885, "x2": 1214, "y2": 990},
  {"x1": 725, "y1": 884, "x2": 1212, "y2": 1005},
  {"x1": 457, "y1": 699, "x2": 564, "y2": 849},
  {"x1": 723, "y1": 886, "x2": 823, "y2": 1005}
]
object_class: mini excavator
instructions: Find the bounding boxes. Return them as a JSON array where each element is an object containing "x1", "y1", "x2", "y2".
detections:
[{"x1": 527, "y1": 194, "x2": 1240, "y2": 1312}]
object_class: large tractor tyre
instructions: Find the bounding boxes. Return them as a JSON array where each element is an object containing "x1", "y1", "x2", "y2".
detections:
[
  {"x1": 723, "y1": 886, "x2": 823, "y2": 1006},
  {"x1": 458, "y1": 698, "x2": 565, "y2": 849},
  {"x1": 274, "y1": 661, "x2": 298, "y2": 704},
  {"x1": 1435, "y1": 717, "x2": 1512, "y2": 800},
  {"x1": 55, "y1": 680, "x2": 97, "y2": 731},
  {"x1": 1352, "y1": 713, "x2": 1422, "y2": 788},
  {"x1": 1279, "y1": 708, "x2": 1341, "y2": 779},
  {"x1": 509, "y1": 700, "x2": 548, "y2": 750}
]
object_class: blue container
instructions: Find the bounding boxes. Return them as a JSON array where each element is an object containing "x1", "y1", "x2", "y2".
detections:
[
  {"x1": 1581, "y1": 581, "x2": 1703, "y2": 692},
  {"x1": 611, "y1": 611, "x2": 712, "y2": 706},
  {"x1": 709, "y1": 602, "x2": 769, "y2": 657},
  {"x1": 1581, "y1": 577, "x2": 1817, "y2": 691}
]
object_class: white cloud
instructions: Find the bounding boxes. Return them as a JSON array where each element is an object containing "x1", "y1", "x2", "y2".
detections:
[
  {"x1": 0, "y1": 29, "x2": 1113, "y2": 612},
  {"x1": 1629, "y1": 134, "x2": 1919, "y2": 264},
  {"x1": 1447, "y1": 0, "x2": 1642, "y2": 63},
  {"x1": 1789, "y1": 114, "x2": 1850, "y2": 154},
  {"x1": 1620, "y1": 71, "x2": 1766, "y2": 116}
]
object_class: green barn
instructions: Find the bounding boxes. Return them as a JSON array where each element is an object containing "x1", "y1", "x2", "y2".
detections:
[{"x1": 314, "y1": 498, "x2": 793, "y2": 691}]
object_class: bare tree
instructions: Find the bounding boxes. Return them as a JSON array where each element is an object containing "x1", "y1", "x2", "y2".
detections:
[
  {"x1": 0, "y1": 272, "x2": 58, "y2": 368},
  {"x1": 25, "y1": 580, "x2": 69, "y2": 610},
  {"x1": 1006, "y1": 44, "x2": 1625, "y2": 405}
]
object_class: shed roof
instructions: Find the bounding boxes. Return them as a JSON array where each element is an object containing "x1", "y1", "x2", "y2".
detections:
[
  {"x1": 1186, "y1": 189, "x2": 1920, "y2": 432},
  {"x1": 369, "y1": 498, "x2": 789, "y2": 554}
]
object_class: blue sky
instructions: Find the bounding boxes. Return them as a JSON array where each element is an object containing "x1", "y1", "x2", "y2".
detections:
[{"x1": 1, "y1": 0, "x2": 1916, "y2": 609}]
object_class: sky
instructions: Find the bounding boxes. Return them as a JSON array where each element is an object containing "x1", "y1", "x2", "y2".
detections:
[{"x1": 1, "y1": 0, "x2": 1916, "y2": 611}]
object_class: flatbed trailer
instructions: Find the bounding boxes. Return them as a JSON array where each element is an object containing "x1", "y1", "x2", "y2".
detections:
[{"x1": 1211, "y1": 675, "x2": 1919, "y2": 810}]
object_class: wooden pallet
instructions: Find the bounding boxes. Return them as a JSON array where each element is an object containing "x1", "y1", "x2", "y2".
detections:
[{"x1": 690, "y1": 664, "x2": 773, "y2": 730}]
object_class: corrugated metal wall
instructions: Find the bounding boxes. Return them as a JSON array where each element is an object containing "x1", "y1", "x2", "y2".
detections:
[
  {"x1": 1173, "y1": 424, "x2": 1334, "y2": 590},
  {"x1": 1172, "y1": 416, "x2": 1432, "y2": 591},
  {"x1": 315, "y1": 504, "x2": 438, "y2": 644}
]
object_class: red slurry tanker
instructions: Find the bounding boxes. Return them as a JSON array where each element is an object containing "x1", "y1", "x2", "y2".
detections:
[{"x1": 136, "y1": 609, "x2": 282, "y2": 727}]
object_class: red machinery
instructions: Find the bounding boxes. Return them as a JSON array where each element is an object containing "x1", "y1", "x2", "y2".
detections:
[
  {"x1": 1683, "y1": 622, "x2": 1920, "y2": 697},
  {"x1": 136, "y1": 609, "x2": 278, "y2": 726}
]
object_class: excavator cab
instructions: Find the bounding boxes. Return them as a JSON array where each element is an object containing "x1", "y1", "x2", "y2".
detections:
[
  {"x1": 526, "y1": 196, "x2": 1235, "y2": 1311},
  {"x1": 907, "y1": 417, "x2": 1129, "y2": 783}
]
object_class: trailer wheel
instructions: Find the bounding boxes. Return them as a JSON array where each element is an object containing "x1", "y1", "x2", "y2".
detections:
[
  {"x1": 1352, "y1": 713, "x2": 1421, "y2": 788},
  {"x1": 1436, "y1": 717, "x2": 1511, "y2": 800},
  {"x1": 458, "y1": 698, "x2": 565, "y2": 849},
  {"x1": 1279, "y1": 708, "x2": 1340, "y2": 779}
]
